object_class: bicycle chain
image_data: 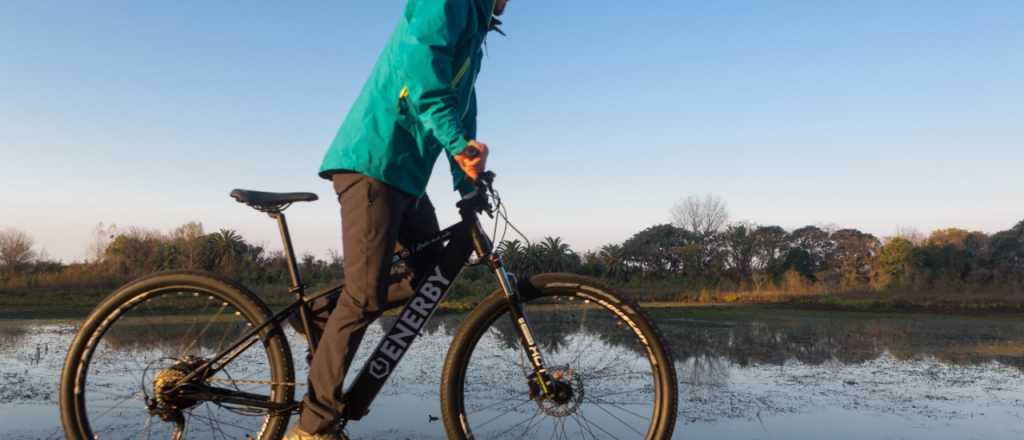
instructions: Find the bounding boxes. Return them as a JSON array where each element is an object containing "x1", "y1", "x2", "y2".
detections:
[{"x1": 207, "y1": 377, "x2": 305, "y2": 387}]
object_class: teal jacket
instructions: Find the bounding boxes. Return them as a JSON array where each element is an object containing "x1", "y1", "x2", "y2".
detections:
[{"x1": 319, "y1": 0, "x2": 495, "y2": 196}]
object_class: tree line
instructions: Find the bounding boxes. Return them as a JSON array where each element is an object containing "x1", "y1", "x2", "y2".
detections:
[
  {"x1": 2, "y1": 195, "x2": 1023, "y2": 302},
  {"x1": 499, "y1": 196, "x2": 1024, "y2": 300},
  {"x1": 0, "y1": 222, "x2": 342, "y2": 291}
]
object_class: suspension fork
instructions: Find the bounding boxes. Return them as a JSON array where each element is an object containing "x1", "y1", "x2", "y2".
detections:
[
  {"x1": 494, "y1": 259, "x2": 554, "y2": 397},
  {"x1": 470, "y1": 219, "x2": 553, "y2": 397}
]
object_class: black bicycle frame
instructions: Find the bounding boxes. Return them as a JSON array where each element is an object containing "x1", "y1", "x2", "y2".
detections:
[{"x1": 175, "y1": 195, "x2": 555, "y2": 421}]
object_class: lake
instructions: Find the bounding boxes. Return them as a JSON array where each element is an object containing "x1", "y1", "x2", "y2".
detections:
[{"x1": 1, "y1": 306, "x2": 1023, "y2": 439}]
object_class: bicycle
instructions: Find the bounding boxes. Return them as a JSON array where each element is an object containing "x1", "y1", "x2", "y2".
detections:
[{"x1": 59, "y1": 172, "x2": 678, "y2": 439}]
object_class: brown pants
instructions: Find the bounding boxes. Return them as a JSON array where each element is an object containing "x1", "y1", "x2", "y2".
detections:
[{"x1": 300, "y1": 173, "x2": 441, "y2": 433}]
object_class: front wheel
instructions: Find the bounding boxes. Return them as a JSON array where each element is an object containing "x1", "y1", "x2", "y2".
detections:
[
  {"x1": 441, "y1": 273, "x2": 678, "y2": 439},
  {"x1": 59, "y1": 271, "x2": 295, "y2": 440}
]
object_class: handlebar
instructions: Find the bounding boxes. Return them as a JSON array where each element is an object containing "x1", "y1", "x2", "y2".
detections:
[
  {"x1": 476, "y1": 171, "x2": 496, "y2": 193},
  {"x1": 457, "y1": 171, "x2": 497, "y2": 217}
]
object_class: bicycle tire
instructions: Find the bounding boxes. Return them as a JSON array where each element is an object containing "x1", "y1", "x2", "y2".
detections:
[
  {"x1": 441, "y1": 273, "x2": 678, "y2": 439},
  {"x1": 59, "y1": 271, "x2": 295, "y2": 440}
]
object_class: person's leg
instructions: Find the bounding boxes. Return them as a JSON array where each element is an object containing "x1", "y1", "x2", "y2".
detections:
[
  {"x1": 383, "y1": 195, "x2": 443, "y2": 307},
  {"x1": 298, "y1": 198, "x2": 440, "y2": 338},
  {"x1": 299, "y1": 173, "x2": 413, "y2": 434}
]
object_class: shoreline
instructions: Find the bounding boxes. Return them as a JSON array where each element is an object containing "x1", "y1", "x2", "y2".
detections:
[
  {"x1": 5, "y1": 282, "x2": 1024, "y2": 318},
  {"x1": 5, "y1": 297, "x2": 1024, "y2": 321}
]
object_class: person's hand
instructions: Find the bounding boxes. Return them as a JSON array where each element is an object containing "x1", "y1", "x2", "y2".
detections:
[{"x1": 454, "y1": 140, "x2": 489, "y2": 182}]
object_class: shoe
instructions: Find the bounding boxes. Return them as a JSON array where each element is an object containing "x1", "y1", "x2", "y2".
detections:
[{"x1": 283, "y1": 425, "x2": 346, "y2": 440}]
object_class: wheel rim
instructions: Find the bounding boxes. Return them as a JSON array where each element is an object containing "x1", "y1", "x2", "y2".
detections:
[
  {"x1": 457, "y1": 292, "x2": 666, "y2": 439},
  {"x1": 70, "y1": 286, "x2": 287, "y2": 439}
]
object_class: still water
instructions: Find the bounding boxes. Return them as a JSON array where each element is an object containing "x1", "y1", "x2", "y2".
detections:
[{"x1": 1, "y1": 306, "x2": 1023, "y2": 439}]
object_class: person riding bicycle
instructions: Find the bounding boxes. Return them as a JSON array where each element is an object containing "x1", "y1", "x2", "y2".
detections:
[{"x1": 287, "y1": 1, "x2": 509, "y2": 438}]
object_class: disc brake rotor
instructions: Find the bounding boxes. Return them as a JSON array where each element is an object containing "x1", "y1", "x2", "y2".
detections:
[{"x1": 534, "y1": 366, "x2": 585, "y2": 417}]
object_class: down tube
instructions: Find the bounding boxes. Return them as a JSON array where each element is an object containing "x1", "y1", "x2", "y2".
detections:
[{"x1": 340, "y1": 223, "x2": 475, "y2": 420}]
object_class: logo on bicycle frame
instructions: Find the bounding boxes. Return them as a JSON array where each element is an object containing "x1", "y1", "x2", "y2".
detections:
[
  {"x1": 369, "y1": 358, "x2": 390, "y2": 378},
  {"x1": 369, "y1": 266, "x2": 451, "y2": 380}
]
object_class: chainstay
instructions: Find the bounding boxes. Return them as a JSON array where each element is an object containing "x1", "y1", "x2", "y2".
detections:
[{"x1": 207, "y1": 377, "x2": 304, "y2": 387}]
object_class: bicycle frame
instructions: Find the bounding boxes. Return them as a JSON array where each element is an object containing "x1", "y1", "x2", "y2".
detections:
[{"x1": 173, "y1": 191, "x2": 554, "y2": 422}]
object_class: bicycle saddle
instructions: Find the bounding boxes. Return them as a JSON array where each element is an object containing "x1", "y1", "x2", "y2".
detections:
[{"x1": 230, "y1": 189, "x2": 318, "y2": 212}]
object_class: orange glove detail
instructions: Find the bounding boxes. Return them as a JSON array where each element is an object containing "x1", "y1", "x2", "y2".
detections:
[{"x1": 454, "y1": 140, "x2": 489, "y2": 183}]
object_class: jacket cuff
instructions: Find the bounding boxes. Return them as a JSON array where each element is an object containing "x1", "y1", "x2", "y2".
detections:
[
  {"x1": 456, "y1": 177, "x2": 476, "y2": 195},
  {"x1": 449, "y1": 134, "x2": 470, "y2": 157}
]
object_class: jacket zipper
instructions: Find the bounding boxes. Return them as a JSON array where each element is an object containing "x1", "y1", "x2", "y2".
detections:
[{"x1": 400, "y1": 11, "x2": 490, "y2": 118}]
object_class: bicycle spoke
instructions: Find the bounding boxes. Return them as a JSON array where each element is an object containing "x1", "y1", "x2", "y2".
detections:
[
  {"x1": 589, "y1": 400, "x2": 645, "y2": 437},
  {"x1": 474, "y1": 398, "x2": 535, "y2": 430},
  {"x1": 68, "y1": 283, "x2": 291, "y2": 439},
  {"x1": 488, "y1": 406, "x2": 543, "y2": 439},
  {"x1": 457, "y1": 289, "x2": 667, "y2": 439},
  {"x1": 571, "y1": 413, "x2": 598, "y2": 440},
  {"x1": 180, "y1": 301, "x2": 229, "y2": 358}
]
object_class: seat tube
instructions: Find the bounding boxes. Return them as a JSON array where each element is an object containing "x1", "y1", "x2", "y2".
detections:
[
  {"x1": 272, "y1": 212, "x2": 303, "y2": 293},
  {"x1": 272, "y1": 211, "x2": 319, "y2": 347}
]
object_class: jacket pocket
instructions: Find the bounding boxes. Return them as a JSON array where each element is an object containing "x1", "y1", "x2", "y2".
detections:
[
  {"x1": 397, "y1": 86, "x2": 410, "y2": 114},
  {"x1": 396, "y1": 86, "x2": 420, "y2": 139}
]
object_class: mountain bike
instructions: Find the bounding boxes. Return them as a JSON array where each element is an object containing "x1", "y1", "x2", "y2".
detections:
[{"x1": 59, "y1": 172, "x2": 678, "y2": 439}]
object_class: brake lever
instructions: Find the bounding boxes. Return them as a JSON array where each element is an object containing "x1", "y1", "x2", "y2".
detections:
[{"x1": 479, "y1": 172, "x2": 496, "y2": 218}]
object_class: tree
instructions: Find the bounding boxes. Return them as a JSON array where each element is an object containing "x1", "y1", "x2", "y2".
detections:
[
  {"x1": 498, "y1": 239, "x2": 527, "y2": 272},
  {"x1": 782, "y1": 248, "x2": 815, "y2": 279},
  {"x1": 211, "y1": 229, "x2": 245, "y2": 273},
  {"x1": 327, "y1": 248, "x2": 344, "y2": 278},
  {"x1": 670, "y1": 195, "x2": 728, "y2": 280},
  {"x1": 830, "y1": 229, "x2": 880, "y2": 286},
  {"x1": 0, "y1": 228, "x2": 36, "y2": 270},
  {"x1": 788, "y1": 226, "x2": 835, "y2": 273},
  {"x1": 172, "y1": 221, "x2": 205, "y2": 269},
  {"x1": 621, "y1": 224, "x2": 690, "y2": 277},
  {"x1": 927, "y1": 228, "x2": 971, "y2": 249},
  {"x1": 722, "y1": 222, "x2": 757, "y2": 281},
  {"x1": 88, "y1": 222, "x2": 118, "y2": 263},
  {"x1": 598, "y1": 244, "x2": 627, "y2": 281},
  {"x1": 523, "y1": 243, "x2": 547, "y2": 275},
  {"x1": 539, "y1": 236, "x2": 578, "y2": 272},
  {"x1": 104, "y1": 227, "x2": 164, "y2": 275},
  {"x1": 751, "y1": 225, "x2": 789, "y2": 275},
  {"x1": 894, "y1": 226, "x2": 926, "y2": 245},
  {"x1": 987, "y1": 226, "x2": 1024, "y2": 282},
  {"x1": 878, "y1": 237, "x2": 915, "y2": 287},
  {"x1": 670, "y1": 194, "x2": 729, "y2": 239}
]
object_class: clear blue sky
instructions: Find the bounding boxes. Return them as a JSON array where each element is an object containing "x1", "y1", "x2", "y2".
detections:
[{"x1": 2, "y1": 0, "x2": 1022, "y2": 262}]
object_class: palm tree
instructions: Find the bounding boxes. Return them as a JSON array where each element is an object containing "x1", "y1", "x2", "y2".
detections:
[
  {"x1": 523, "y1": 243, "x2": 546, "y2": 275},
  {"x1": 211, "y1": 229, "x2": 245, "y2": 274},
  {"x1": 540, "y1": 236, "x2": 574, "y2": 272},
  {"x1": 599, "y1": 244, "x2": 625, "y2": 281},
  {"x1": 498, "y1": 239, "x2": 526, "y2": 271}
]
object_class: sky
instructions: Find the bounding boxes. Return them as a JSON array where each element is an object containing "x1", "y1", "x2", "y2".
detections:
[{"x1": 2, "y1": 0, "x2": 1022, "y2": 263}]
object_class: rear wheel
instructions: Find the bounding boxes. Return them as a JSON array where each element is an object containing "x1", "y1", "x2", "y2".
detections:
[
  {"x1": 441, "y1": 273, "x2": 678, "y2": 439},
  {"x1": 59, "y1": 271, "x2": 295, "y2": 439}
]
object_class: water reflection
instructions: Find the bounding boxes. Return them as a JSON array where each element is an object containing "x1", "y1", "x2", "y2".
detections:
[
  {"x1": 650, "y1": 309, "x2": 1024, "y2": 372},
  {"x1": 3, "y1": 308, "x2": 1024, "y2": 439},
  {"x1": 10, "y1": 310, "x2": 1020, "y2": 374}
]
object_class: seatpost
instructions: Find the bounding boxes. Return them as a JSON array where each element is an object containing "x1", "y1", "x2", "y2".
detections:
[{"x1": 271, "y1": 211, "x2": 304, "y2": 294}]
